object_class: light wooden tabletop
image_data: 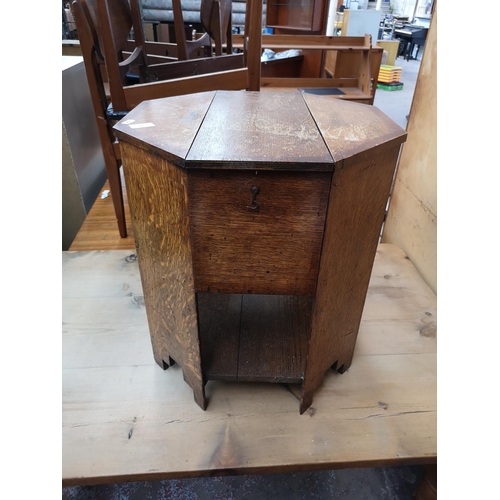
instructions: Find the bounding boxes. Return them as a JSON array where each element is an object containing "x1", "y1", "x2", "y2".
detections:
[{"x1": 62, "y1": 244, "x2": 436, "y2": 486}]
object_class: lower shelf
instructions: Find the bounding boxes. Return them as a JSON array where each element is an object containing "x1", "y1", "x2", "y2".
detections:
[{"x1": 197, "y1": 293, "x2": 313, "y2": 383}]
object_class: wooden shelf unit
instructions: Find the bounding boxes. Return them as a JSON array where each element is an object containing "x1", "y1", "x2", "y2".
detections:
[
  {"x1": 266, "y1": 0, "x2": 329, "y2": 34},
  {"x1": 233, "y1": 34, "x2": 380, "y2": 104},
  {"x1": 198, "y1": 293, "x2": 313, "y2": 383}
]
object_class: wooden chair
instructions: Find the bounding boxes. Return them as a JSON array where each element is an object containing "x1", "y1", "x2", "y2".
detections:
[
  {"x1": 72, "y1": 0, "x2": 263, "y2": 236},
  {"x1": 199, "y1": 0, "x2": 233, "y2": 56},
  {"x1": 171, "y1": 0, "x2": 235, "y2": 60},
  {"x1": 72, "y1": 0, "x2": 128, "y2": 237},
  {"x1": 71, "y1": 0, "x2": 183, "y2": 238},
  {"x1": 172, "y1": 0, "x2": 211, "y2": 60},
  {"x1": 98, "y1": 0, "x2": 260, "y2": 113}
]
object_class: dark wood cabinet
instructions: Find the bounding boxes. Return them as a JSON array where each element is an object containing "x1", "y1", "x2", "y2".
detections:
[
  {"x1": 266, "y1": 0, "x2": 329, "y2": 34},
  {"x1": 114, "y1": 90, "x2": 406, "y2": 414}
]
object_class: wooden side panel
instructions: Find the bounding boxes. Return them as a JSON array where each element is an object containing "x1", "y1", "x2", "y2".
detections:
[
  {"x1": 297, "y1": 50, "x2": 323, "y2": 78},
  {"x1": 301, "y1": 92, "x2": 406, "y2": 162},
  {"x1": 382, "y1": 6, "x2": 437, "y2": 293},
  {"x1": 238, "y1": 295, "x2": 313, "y2": 383},
  {"x1": 198, "y1": 293, "x2": 242, "y2": 380},
  {"x1": 300, "y1": 144, "x2": 402, "y2": 413},
  {"x1": 187, "y1": 169, "x2": 332, "y2": 295},
  {"x1": 324, "y1": 48, "x2": 383, "y2": 80},
  {"x1": 122, "y1": 68, "x2": 249, "y2": 110},
  {"x1": 186, "y1": 91, "x2": 333, "y2": 170},
  {"x1": 114, "y1": 91, "x2": 216, "y2": 166},
  {"x1": 245, "y1": 0, "x2": 263, "y2": 91},
  {"x1": 120, "y1": 141, "x2": 206, "y2": 409}
]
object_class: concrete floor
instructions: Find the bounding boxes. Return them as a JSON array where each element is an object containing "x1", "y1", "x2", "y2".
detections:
[
  {"x1": 373, "y1": 53, "x2": 422, "y2": 130},
  {"x1": 63, "y1": 467, "x2": 425, "y2": 499},
  {"x1": 62, "y1": 54, "x2": 424, "y2": 500}
]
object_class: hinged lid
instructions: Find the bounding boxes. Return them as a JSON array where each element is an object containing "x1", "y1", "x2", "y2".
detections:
[{"x1": 114, "y1": 90, "x2": 406, "y2": 170}]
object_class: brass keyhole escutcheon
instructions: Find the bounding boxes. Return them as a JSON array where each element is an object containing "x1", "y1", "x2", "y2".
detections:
[{"x1": 246, "y1": 185, "x2": 260, "y2": 211}]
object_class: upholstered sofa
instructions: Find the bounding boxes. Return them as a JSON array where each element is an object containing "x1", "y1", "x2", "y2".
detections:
[{"x1": 140, "y1": 0, "x2": 266, "y2": 31}]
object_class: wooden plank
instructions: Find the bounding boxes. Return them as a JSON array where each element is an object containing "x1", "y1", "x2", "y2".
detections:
[
  {"x1": 198, "y1": 293, "x2": 242, "y2": 380},
  {"x1": 120, "y1": 141, "x2": 206, "y2": 409},
  {"x1": 187, "y1": 169, "x2": 332, "y2": 296},
  {"x1": 69, "y1": 178, "x2": 136, "y2": 252},
  {"x1": 382, "y1": 6, "x2": 437, "y2": 293},
  {"x1": 357, "y1": 35, "x2": 372, "y2": 98},
  {"x1": 383, "y1": 179, "x2": 437, "y2": 294},
  {"x1": 233, "y1": 34, "x2": 370, "y2": 50},
  {"x1": 186, "y1": 91, "x2": 334, "y2": 169},
  {"x1": 122, "y1": 68, "x2": 249, "y2": 110},
  {"x1": 198, "y1": 293, "x2": 314, "y2": 382},
  {"x1": 238, "y1": 295, "x2": 313, "y2": 383},
  {"x1": 249, "y1": 66, "x2": 372, "y2": 102},
  {"x1": 300, "y1": 145, "x2": 403, "y2": 413},
  {"x1": 301, "y1": 93, "x2": 407, "y2": 162},
  {"x1": 113, "y1": 91, "x2": 216, "y2": 165},
  {"x1": 245, "y1": 0, "x2": 263, "y2": 91},
  {"x1": 125, "y1": 39, "x2": 179, "y2": 58},
  {"x1": 261, "y1": 55, "x2": 304, "y2": 78},
  {"x1": 261, "y1": 78, "x2": 365, "y2": 91},
  {"x1": 297, "y1": 50, "x2": 324, "y2": 78},
  {"x1": 354, "y1": 244, "x2": 437, "y2": 357},
  {"x1": 62, "y1": 244, "x2": 436, "y2": 485},
  {"x1": 146, "y1": 54, "x2": 245, "y2": 81},
  {"x1": 262, "y1": 45, "x2": 370, "y2": 51}
]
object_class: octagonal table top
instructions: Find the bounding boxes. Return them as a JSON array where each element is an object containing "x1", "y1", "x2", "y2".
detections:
[{"x1": 113, "y1": 90, "x2": 406, "y2": 170}]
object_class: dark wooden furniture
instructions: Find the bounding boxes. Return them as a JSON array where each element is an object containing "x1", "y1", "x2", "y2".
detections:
[
  {"x1": 72, "y1": 0, "x2": 264, "y2": 237},
  {"x1": 72, "y1": 0, "x2": 128, "y2": 237},
  {"x1": 266, "y1": 0, "x2": 329, "y2": 34},
  {"x1": 113, "y1": 90, "x2": 406, "y2": 414},
  {"x1": 323, "y1": 43, "x2": 384, "y2": 105},
  {"x1": 96, "y1": 0, "x2": 254, "y2": 113}
]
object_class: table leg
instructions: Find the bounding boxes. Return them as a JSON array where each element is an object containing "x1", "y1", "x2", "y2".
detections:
[
  {"x1": 121, "y1": 141, "x2": 207, "y2": 410},
  {"x1": 300, "y1": 144, "x2": 402, "y2": 414}
]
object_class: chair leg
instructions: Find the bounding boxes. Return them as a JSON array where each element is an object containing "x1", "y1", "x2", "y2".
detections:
[{"x1": 105, "y1": 157, "x2": 127, "y2": 238}]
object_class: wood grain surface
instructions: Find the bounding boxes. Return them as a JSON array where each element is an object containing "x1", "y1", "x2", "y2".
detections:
[
  {"x1": 238, "y1": 294, "x2": 313, "y2": 383},
  {"x1": 232, "y1": 34, "x2": 373, "y2": 50},
  {"x1": 300, "y1": 144, "x2": 403, "y2": 413},
  {"x1": 147, "y1": 54, "x2": 245, "y2": 86},
  {"x1": 198, "y1": 292, "x2": 242, "y2": 380},
  {"x1": 113, "y1": 91, "x2": 216, "y2": 166},
  {"x1": 69, "y1": 179, "x2": 136, "y2": 251},
  {"x1": 187, "y1": 169, "x2": 332, "y2": 295},
  {"x1": 120, "y1": 141, "x2": 206, "y2": 409},
  {"x1": 186, "y1": 91, "x2": 334, "y2": 170},
  {"x1": 244, "y1": 0, "x2": 263, "y2": 91},
  {"x1": 62, "y1": 244, "x2": 437, "y2": 485},
  {"x1": 301, "y1": 92, "x2": 407, "y2": 162},
  {"x1": 198, "y1": 294, "x2": 313, "y2": 383},
  {"x1": 381, "y1": 6, "x2": 437, "y2": 293},
  {"x1": 123, "y1": 68, "x2": 249, "y2": 110}
]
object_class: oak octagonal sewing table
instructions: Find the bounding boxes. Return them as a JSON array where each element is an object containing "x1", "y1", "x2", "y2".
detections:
[{"x1": 113, "y1": 90, "x2": 407, "y2": 414}]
